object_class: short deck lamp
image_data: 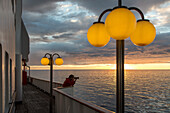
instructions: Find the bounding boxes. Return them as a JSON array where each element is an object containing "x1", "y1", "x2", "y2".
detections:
[
  {"x1": 41, "y1": 53, "x2": 63, "y2": 113},
  {"x1": 87, "y1": 0, "x2": 156, "y2": 113}
]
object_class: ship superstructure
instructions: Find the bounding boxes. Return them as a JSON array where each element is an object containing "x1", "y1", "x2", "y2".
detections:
[{"x1": 0, "y1": 0, "x2": 29, "y2": 113}]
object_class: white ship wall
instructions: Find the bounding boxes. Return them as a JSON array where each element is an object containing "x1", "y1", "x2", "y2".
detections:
[{"x1": 0, "y1": 0, "x2": 16, "y2": 113}]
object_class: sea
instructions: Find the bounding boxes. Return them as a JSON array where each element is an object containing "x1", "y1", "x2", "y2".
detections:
[{"x1": 30, "y1": 70, "x2": 170, "y2": 113}]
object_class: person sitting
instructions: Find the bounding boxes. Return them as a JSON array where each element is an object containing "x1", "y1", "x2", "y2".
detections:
[{"x1": 62, "y1": 74, "x2": 78, "y2": 87}]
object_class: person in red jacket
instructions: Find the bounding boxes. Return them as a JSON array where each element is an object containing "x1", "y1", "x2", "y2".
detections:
[{"x1": 62, "y1": 74, "x2": 78, "y2": 87}]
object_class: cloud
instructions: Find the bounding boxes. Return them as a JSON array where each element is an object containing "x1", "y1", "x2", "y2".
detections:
[
  {"x1": 27, "y1": 32, "x2": 170, "y2": 66},
  {"x1": 22, "y1": 1, "x2": 96, "y2": 39},
  {"x1": 52, "y1": 32, "x2": 74, "y2": 39},
  {"x1": 23, "y1": 0, "x2": 170, "y2": 38},
  {"x1": 69, "y1": 0, "x2": 167, "y2": 15},
  {"x1": 23, "y1": 0, "x2": 64, "y2": 13},
  {"x1": 145, "y1": 1, "x2": 170, "y2": 33},
  {"x1": 125, "y1": 32, "x2": 170, "y2": 64},
  {"x1": 22, "y1": 0, "x2": 170, "y2": 66}
]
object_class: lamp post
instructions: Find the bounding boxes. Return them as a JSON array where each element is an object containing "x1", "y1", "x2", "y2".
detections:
[
  {"x1": 41, "y1": 53, "x2": 63, "y2": 113},
  {"x1": 87, "y1": 0, "x2": 156, "y2": 113}
]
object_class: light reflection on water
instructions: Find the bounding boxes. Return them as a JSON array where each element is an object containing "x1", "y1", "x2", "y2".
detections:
[{"x1": 30, "y1": 70, "x2": 170, "y2": 112}]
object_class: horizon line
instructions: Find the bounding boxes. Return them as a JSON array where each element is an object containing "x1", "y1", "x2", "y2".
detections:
[{"x1": 29, "y1": 69, "x2": 170, "y2": 71}]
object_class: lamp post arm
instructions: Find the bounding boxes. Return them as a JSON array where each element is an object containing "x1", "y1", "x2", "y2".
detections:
[
  {"x1": 53, "y1": 53, "x2": 61, "y2": 58},
  {"x1": 45, "y1": 53, "x2": 52, "y2": 58},
  {"x1": 98, "y1": 9, "x2": 113, "y2": 22},
  {"x1": 129, "y1": 7, "x2": 145, "y2": 20}
]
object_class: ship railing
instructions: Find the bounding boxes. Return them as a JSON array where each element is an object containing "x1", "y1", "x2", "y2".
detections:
[
  {"x1": 53, "y1": 87, "x2": 114, "y2": 113},
  {"x1": 29, "y1": 77, "x2": 114, "y2": 113},
  {"x1": 29, "y1": 77, "x2": 63, "y2": 93}
]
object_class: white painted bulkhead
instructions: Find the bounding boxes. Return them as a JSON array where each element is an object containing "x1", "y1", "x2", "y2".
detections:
[
  {"x1": 0, "y1": 0, "x2": 29, "y2": 112},
  {"x1": 0, "y1": 0, "x2": 16, "y2": 112}
]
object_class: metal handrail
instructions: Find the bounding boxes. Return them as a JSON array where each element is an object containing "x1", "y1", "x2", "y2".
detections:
[{"x1": 8, "y1": 90, "x2": 16, "y2": 113}]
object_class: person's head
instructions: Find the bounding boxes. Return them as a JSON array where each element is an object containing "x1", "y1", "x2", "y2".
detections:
[{"x1": 69, "y1": 74, "x2": 74, "y2": 80}]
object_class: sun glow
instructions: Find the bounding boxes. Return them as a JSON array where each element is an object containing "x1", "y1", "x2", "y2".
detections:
[
  {"x1": 29, "y1": 63, "x2": 170, "y2": 70},
  {"x1": 111, "y1": 64, "x2": 135, "y2": 70},
  {"x1": 124, "y1": 64, "x2": 134, "y2": 69}
]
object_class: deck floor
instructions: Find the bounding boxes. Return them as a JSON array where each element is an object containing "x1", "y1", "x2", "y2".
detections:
[{"x1": 15, "y1": 84, "x2": 54, "y2": 113}]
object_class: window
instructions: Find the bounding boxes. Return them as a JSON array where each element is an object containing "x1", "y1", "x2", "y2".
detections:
[
  {"x1": 10, "y1": 59, "x2": 12, "y2": 100},
  {"x1": 11, "y1": 0, "x2": 14, "y2": 13},
  {"x1": 0, "y1": 44, "x2": 2, "y2": 113},
  {"x1": 5, "y1": 52, "x2": 9, "y2": 113}
]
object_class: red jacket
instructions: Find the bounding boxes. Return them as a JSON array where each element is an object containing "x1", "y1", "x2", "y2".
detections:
[{"x1": 63, "y1": 78, "x2": 75, "y2": 87}]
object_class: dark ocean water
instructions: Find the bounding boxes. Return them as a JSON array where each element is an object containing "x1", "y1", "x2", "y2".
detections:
[{"x1": 30, "y1": 70, "x2": 170, "y2": 113}]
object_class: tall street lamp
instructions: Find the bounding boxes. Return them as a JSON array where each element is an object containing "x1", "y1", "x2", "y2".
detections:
[
  {"x1": 41, "y1": 53, "x2": 63, "y2": 113},
  {"x1": 87, "y1": 0, "x2": 156, "y2": 113}
]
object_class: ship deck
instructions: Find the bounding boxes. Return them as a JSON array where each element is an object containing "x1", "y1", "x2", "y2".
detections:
[{"x1": 15, "y1": 83, "x2": 54, "y2": 113}]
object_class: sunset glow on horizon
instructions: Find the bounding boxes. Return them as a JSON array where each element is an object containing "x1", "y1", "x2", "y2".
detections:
[
  {"x1": 23, "y1": 1, "x2": 170, "y2": 70},
  {"x1": 29, "y1": 63, "x2": 170, "y2": 70}
]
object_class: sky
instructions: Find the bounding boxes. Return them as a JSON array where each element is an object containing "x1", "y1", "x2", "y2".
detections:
[{"x1": 22, "y1": 0, "x2": 170, "y2": 70}]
